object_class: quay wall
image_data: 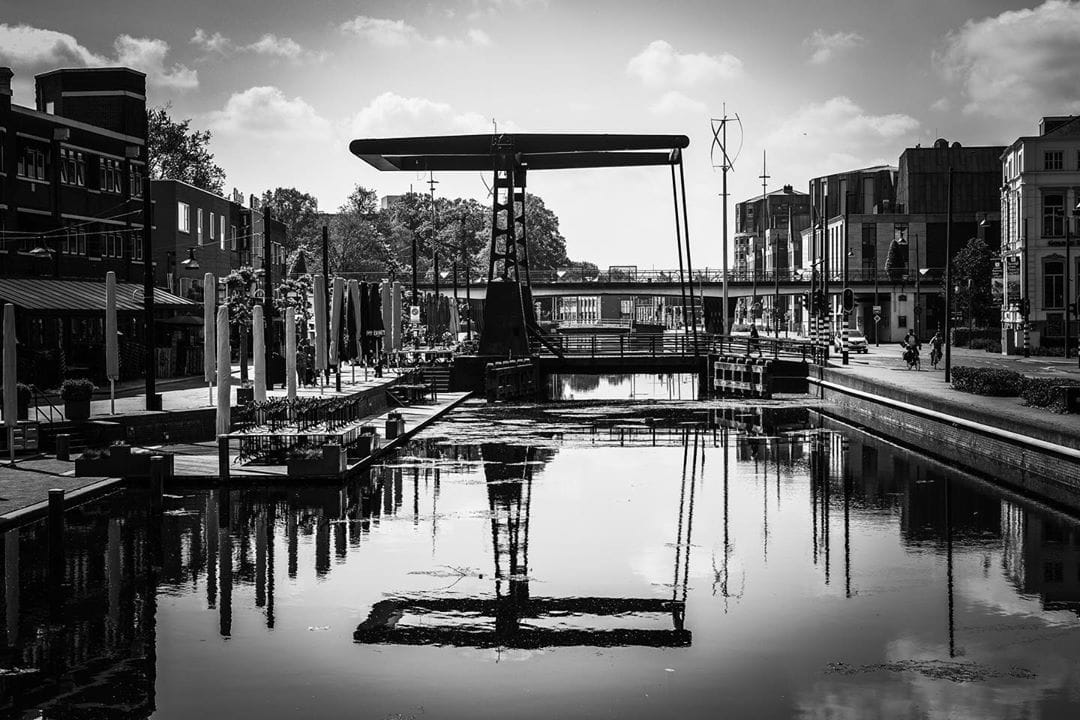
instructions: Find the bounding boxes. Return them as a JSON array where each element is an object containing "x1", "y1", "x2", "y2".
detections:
[{"x1": 811, "y1": 367, "x2": 1080, "y2": 510}]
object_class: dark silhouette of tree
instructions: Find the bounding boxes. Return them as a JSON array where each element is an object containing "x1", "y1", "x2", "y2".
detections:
[
  {"x1": 261, "y1": 187, "x2": 320, "y2": 257},
  {"x1": 147, "y1": 104, "x2": 226, "y2": 195}
]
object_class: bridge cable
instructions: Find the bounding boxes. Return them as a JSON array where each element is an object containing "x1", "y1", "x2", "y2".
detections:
[{"x1": 670, "y1": 162, "x2": 690, "y2": 344}]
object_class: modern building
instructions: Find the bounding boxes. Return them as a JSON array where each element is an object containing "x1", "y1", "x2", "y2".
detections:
[
  {"x1": 734, "y1": 185, "x2": 810, "y2": 329},
  {"x1": 151, "y1": 180, "x2": 287, "y2": 302},
  {"x1": 0, "y1": 65, "x2": 198, "y2": 386},
  {"x1": 1000, "y1": 115, "x2": 1080, "y2": 353},
  {"x1": 807, "y1": 140, "x2": 1002, "y2": 344}
]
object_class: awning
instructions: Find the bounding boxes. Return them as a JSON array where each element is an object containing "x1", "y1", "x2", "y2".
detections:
[{"x1": 0, "y1": 277, "x2": 197, "y2": 312}]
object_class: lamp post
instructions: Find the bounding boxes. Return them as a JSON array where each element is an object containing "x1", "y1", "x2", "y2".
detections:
[
  {"x1": 944, "y1": 168, "x2": 954, "y2": 383},
  {"x1": 1066, "y1": 203, "x2": 1074, "y2": 360}
]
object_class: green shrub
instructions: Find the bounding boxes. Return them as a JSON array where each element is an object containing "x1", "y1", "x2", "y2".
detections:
[
  {"x1": 1020, "y1": 378, "x2": 1080, "y2": 412},
  {"x1": 59, "y1": 378, "x2": 95, "y2": 401},
  {"x1": 950, "y1": 366, "x2": 1025, "y2": 396},
  {"x1": 951, "y1": 328, "x2": 999, "y2": 348}
]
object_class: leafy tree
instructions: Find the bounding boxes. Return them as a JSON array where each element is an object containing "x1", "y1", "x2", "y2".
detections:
[
  {"x1": 147, "y1": 104, "x2": 226, "y2": 195},
  {"x1": 520, "y1": 193, "x2": 569, "y2": 273},
  {"x1": 261, "y1": 188, "x2": 320, "y2": 257},
  {"x1": 883, "y1": 237, "x2": 908, "y2": 284},
  {"x1": 224, "y1": 267, "x2": 259, "y2": 383},
  {"x1": 329, "y1": 185, "x2": 390, "y2": 274},
  {"x1": 952, "y1": 236, "x2": 995, "y2": 327}
]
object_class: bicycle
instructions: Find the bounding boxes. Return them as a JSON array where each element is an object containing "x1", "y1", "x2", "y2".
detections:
[
  {"x1": 902, "y1": 344, "x2": 921, "y2": 371},
  {"x1": 930, "y1": 347, "x2": 942, "y2": 370}
]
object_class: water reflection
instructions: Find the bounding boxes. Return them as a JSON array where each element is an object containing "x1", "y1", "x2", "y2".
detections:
[
  {"x1": 1, "y1": 405, "x2": 1080, "y2": 717},
  {"x1": 547, "y1": 372, "x2": 698, "y2": 401}
]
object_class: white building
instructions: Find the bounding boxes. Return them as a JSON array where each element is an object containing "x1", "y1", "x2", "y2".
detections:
[{"x1": 1001, "y1": 115, "x2": 1080, "y2": 353}]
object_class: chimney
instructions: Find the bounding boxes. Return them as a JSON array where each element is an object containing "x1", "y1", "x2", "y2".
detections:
[{"x1": 0, "y1": 67, "x2": 12, "y2": 110}]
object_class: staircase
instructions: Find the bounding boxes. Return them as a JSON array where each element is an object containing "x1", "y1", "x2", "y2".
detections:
[
  {"x1": 419, "y1": 365, "x2": 451, "y2": 392},
  {"x1": 39, "y1": 422, "x2": 88, "y2": 455}
]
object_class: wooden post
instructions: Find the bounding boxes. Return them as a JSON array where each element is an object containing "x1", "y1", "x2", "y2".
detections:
[{"x1": 218, "y1": 435, "x2": 230, "y2": 482}]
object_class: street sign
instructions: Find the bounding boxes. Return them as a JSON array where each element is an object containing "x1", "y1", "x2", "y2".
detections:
[
  {"x1": 409, "y1": 305, "x2": 420, "y2": 324},
  {"x1": 874, "y1": 313, "x2": 882, "y2": 323},
  {"x1": 872, "y1": 304, "x2": 882, "y2": 314}
]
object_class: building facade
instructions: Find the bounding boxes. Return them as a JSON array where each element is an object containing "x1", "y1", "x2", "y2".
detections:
[{"x1": 1000, "y1": 116, "x2": 1080, "y2": 353}]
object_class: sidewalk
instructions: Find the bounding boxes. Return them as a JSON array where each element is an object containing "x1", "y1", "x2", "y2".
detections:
[
  {"x1": 0, "y1": 459, "x2": 119, "y2": 529},
  {"x1": 821, "y1": 346, "x2": 1080, "y2": 449}
]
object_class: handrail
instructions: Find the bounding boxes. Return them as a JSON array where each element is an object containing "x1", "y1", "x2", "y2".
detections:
[
  {"x1": 29, "y1": 384, "x2": 63, "y2": 424},
  {"x1": 531, "y1": 332, "x2": 816, "y2": 362}
]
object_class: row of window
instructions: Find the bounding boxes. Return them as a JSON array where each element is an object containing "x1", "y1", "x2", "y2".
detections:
[
  {"x1": 1043, "y1": 150, "x2": 1080, "y2": 172},
  {"x1": 15, "y1": 144, "x2": 145, "y2": 196},
  {"x1": 12, "y1": 225, "x2": 144, "y2": 260}
]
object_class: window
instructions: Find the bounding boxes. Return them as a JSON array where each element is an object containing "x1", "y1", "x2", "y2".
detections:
[
  {"x1": 231, "y1": 225, "x2": 237, "y2": 251},
  {"x1": 178, "y1": 202, "x2": 190, "y2": 233},
  {"x1": 99, "y1": 158, "x2": 122, "y2": 193},
  {"x1": 60, "y1": 149, "x2": 85, "y2": 186},
  {"x1": 18, "y1": 146, "x2": 46, "y2": 180},
  {"x1": 862, "y1": 225, "x2": 877, "y2": 277},
  {"x1": 133, "y1": 235, "x2": 143, "y2": 261},
  {"x1": 102, "y1": 232, "x2": 122, "y2": 258},
  {"x1": 129, "y1": 165, "x2": 144, "y2": 197},
  {"x1": 1044, "y1": 260, "x2": 1064, "y2": 308},
  {"x1": 62, "y1": 225, "x2": 87, "y2": 255},
  {"x1": 210, "y1": 212, "x2": 216, "y2": 240},
  {"x1": 1044, "y1": 150, "x2": 1063, "y2": 171},
  {"x1": 1044, "y1": 193, "x2": 1064, "y2": 237},
  {"x1": 197, "y1": 208, "x2": 204, "y2": 243},
  {"x1": 219, "y1": 216, "x2": 226, "y2": 246}
]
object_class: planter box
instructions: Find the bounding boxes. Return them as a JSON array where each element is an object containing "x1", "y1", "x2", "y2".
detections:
[
  {"x1": 75, "y1": 445, "x2": 174, "y2": 478},
  {"x1": 236, "y1": 387, "x2": 255, "y2": 406},
  {"x1": 384, "y1": 413, "x2": 405, "y2": 440},
  {"x1": 65, "y1": 399, "x2": 91, "y2": 421},
  {"x1": 286, "y1": 444, "x2": 347, "y2": 478}
]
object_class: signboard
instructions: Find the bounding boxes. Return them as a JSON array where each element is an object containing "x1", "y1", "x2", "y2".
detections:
[
  {"x1": 872, "y1": 305, "x2": 882, "y2": 314},
  {"x1": 874, "y1": 313, "x2": 882, "y2": 323},
  {"x1": 409, "y1": 305, "x2": 420, "y2": 324}
]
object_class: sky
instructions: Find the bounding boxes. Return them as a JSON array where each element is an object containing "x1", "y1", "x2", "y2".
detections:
[{"x1": 2, "y1": 0, "x2": 1079, "y2": 268}]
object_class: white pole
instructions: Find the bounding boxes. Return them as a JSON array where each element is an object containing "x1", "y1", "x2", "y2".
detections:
[
  {"x1": 252, "y1": 304, "x2": 266, "y2": 403},
  {"x1": 285, "y1": 309, "x2": 297, "y2": 401},
  {"x1": 216, "y1": 305, "x2": 230, "y2": 436},
  {"x1": 3, "y1": 304, "x2": 16, "y2": 466},
  {"x1": 314, "y1": 274, "x2": 328, "y2": 388},
  {"x1": 204, "y1": 273, "x2": 216, "y2": 406},
  {"x1": 349, "y1": 279, "x2": 362, "y2": 383},
  {"x1": 330, "y1": 275, "x2": 344, "y2": 380},
  {"x1": 105, "y1": 271, "x2": 118, "y2": 414}
]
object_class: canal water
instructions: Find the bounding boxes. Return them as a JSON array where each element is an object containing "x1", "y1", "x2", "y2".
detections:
[{"x1": 3, "y1": 398, "x2": 1080, "y2": 718}]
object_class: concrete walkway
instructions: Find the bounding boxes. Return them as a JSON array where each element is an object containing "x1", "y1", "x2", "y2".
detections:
[
  {"x1": 0, "y1": 458, "x2": 119, "y2": 528},
  {"x1": 820, "y1": 345, "x2": 1080, "y2": 446}
]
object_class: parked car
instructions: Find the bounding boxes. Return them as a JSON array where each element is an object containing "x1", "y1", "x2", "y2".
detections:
[{"x1": 835, "y1": 330, "x2": 869, "y2": 353}]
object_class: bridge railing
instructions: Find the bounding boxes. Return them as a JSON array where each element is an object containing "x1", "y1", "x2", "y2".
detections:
[{"x1": 533, "y1": 332, "x2": 817, "y2": 362}]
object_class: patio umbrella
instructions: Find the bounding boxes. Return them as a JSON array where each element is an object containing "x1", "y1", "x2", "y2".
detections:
[
  {"x1": 329, "y1": 275, "x2": 344, "y2": 370},
  {"x1": 203, "y1": 272, "x2": 216, "y2": 405},
  {"x1": 370, "y1": 283, "x2": 384, "y2": 360},
  {"x1": 380, "y1": 281, "x2": 392, "y2": 354},
  {"x1": 392, "y1": 280, "x2": 403, "y2": 350},
  {"x1": 105, "y1": 271, "x2": 118, "y2": 414},
  {"x1": 349, "y1": 279, "x2": 363, "y2": 368},
  {"x1": 215, "y1": 304, "x2": 230, "y2": 436},
  {"x1": 3, "y1": 304, "x2": 15, "y2": 466},
  {"x1": 252, "y1": 304, "x2": 266, "y2": 403},
  {"x1": 285, "y1": 308, "x2": 297, "y2": 400},
  {"x1": 314, "y1": 274, "x2": 328, "y2": 377}
]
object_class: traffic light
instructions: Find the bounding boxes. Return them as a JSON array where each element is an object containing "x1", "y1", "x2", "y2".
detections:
[
  {"x1": 842, "y1": 287, "x2": 855, "y2": 313},
  {"x1": 1070, "y1": 302, "x2": 1078, "y2": 316},
  {"x1": 1019, "y1": 297, "x2": 1030, "y2": 317}
]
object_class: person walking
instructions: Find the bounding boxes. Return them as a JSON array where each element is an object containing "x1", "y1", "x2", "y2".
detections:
[
  {"x1": 929, "y1": 331, "x2": 943, "y2": 370},
  {"x1": 749, "y1": 323, "x2": 763, "y2": 358}
]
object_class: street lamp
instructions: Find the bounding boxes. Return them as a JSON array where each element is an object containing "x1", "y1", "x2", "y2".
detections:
[{"x1": 180, "y1": 247, "x2": 200, "y2": 269}]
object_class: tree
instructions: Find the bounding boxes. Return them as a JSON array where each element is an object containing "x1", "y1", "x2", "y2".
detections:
[
  {"x1": 520, "y1": 193, "x2": 569, "y2": 273},
  {"x1": 261, "y1": 188, "x2": 320, "y2": 257},
  {"x1": 952, "y1": 236, "x2": 995, "y2": 327},
  {"x1": 883, "y1": 236, "x2": 908, "y2": 284},
  {"x1": 147, "y1": 104, "x2": 226, "y2": 195},
  {"x1": 329, "y1": 185, "x2": 390, "y2": 274},
  {"x1": 224, "y1": 267, "x2": 259, "y2": 383}
]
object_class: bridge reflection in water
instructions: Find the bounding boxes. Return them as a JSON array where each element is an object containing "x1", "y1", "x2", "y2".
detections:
[
  {"x1": 3, "y1": 406, "x2": 1080, "y2": 717},
  {"x1": 354, "y1": 438, "x2": 698, "y2": 649}
]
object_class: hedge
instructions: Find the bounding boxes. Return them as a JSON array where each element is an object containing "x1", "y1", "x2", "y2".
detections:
[
  {"x1": 1020, "y1": 378, "x2": 1080, "y2": 413},
  {"x1": 951, "y1": 328, "x2": 999, "y2": 348},
  {"x1": 950, "y1": 366, "x2": 1025, "y2": 396}
]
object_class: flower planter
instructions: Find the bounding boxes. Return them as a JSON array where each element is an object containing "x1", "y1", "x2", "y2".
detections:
[
  {"x1": 64, "y1": 400, "x2": 91, "y2": 421},
  {"x1": 75, "y1": 444, "x2": 174, "y2": 478},
  {"x1": 384, "y1": 413, "x2": 405, "y2": 440},
  {"x1": 236, "y1": 387, "x2": 255, "y2": 406},
  {"x1": 286, "y1": 444, "x2": 347, "y2": 478}
]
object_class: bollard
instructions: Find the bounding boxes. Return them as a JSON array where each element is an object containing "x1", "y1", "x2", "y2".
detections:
[
  {"x1": 56, "y1": 433, "x2": 70, "y2": 462},
  {"x1": 149, "y1": 456, "x2": 165, "y2": 513},
  {"x1": 48, "y1": 488, "x2": 65, "y2": 588},
  {"x1": 218, "y1": 435, "x2": 230, "y2": 482}
]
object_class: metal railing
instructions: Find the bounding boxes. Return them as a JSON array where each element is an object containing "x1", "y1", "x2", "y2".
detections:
[
  {"x1": 29, "y1": 385, "x2": 63, "y2": 424},
  {"x1": 532, "y1": 332, "x2": 817, "y2": 362}
]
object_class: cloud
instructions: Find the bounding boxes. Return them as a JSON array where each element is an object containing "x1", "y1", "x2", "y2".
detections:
[
  {"x1": 764, "y1": 96, "x2": 919, "y2": 180},
  {"x1": 0, "y1": 23, "x2": 196, "y2": 90},
  {"x1": 627, "y1": 40, "x2": 743, "y2": 88},
  {"x1": 190, "y1": 28, "x2": 322, "y2": 62},
  {"x1": 650, "y1": 91, "x2": 708, "y2": 116},
  {"x1": 939, "y1": 0, "x2": 1080, "y2": 117},
  {"x1": 930, "y1": 97, "x2": 951, "y2": 112},
  {"x1": 804, "y1": 29, "x2": 864, "y2": 64},
  {"x1": 340, "y1": 16, "x2": 491, "y2": 49},
  {"x1": 347, "y1": 91, "x2": 501, "y2": 137},
  {"x1": 206, "y1": 86, "x2": 330, "y2": 138},
  {"x1": 113, "y1": 35, "x2": 197, "y2": 90}
]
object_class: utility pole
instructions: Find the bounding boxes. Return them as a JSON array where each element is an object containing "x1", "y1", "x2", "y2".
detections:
[
  {"x1": 428, "y1": 172, "x2": 439, "y2": 339},
  {"x1": 758, "y1": 150, "x2": 769, "y2": 330},
  {"x1": 944, "y1": 168, "x2": 954, "y2": 382},
  {"x1": 142, "y1": 142, "x2": 157, "y2": 409},
  {"x1": 711, "y1": 110, "x2": 737, "y2": 335}
]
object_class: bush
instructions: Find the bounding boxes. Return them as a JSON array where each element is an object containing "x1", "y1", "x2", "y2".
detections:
[
  {"x1": 59, "y1": 378, "x2": 95, "y2": 402},
  {"x1": 1020, "y1": 378, "x2": 1080, "y2": 412},
  {"x1": 950, "y1": 366, "x2": 1025, "y2": 396},
  {"x1": 951, "y1": 328, "x2": 999, "y2": 348},
  {"x1": 1033, "y1": 345, "x2": 1066, "y2": 357}
]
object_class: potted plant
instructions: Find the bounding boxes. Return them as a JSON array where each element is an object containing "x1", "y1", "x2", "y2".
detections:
[
  {"x1": 16, "y1": 383, "x2": 31, "y2": 420},
  {"x1": 60, "y1": 378, "x2": 95, "y2": 421},
  {"x1": 286, "y1": 443, "x2": 346, "y2": 478}
]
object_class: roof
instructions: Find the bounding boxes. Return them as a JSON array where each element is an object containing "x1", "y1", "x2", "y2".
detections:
[
  {"x1": 0, "y1": 278, "x2": 196, "y2": 312},
  {"x1": 350, "y1": 133, "x2": 690, "y2": 172}
]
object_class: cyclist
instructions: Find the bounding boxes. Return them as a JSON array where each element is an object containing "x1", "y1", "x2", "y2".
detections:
[
  {"x1": 929, "y1": 332, "x2": 943, "y2": 370},
  {"x1": 901, "y1": 330, "x2": 921, "y2": 371}
]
